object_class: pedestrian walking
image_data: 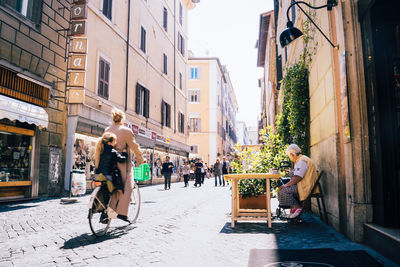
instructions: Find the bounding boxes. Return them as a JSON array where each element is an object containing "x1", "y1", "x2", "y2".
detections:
[
  {"x1": 182, "y1": 161, "x2": 190, "y2": 187},
  {"x1": 104, "y1": 108, "x2": 144, "y2": 222},
  {"x1": 162, "y1": 156, "x2": 174, "y2": 190},
  {"x1": 201, "y1": 161, "x2": 206, "y2": 184},
  {"x1": 194, "y1": 158, "x2": 202, "y2": 187},
  {"x1": 190, "y1": 162, "x2": 195, "y2": 181},
  {"x1": 222, "y1": 156, "x2": 230, "y2": 186},
  {"x1": 214, "y1": 158, "x2": 223, "y2": 186}
]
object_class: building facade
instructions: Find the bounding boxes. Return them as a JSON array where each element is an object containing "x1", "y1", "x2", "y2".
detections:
[
  {"x1": 187, "y1": 57, "x2": 238, "y2": 165},
  {"x1": 236, "y1": 121, "x2": 249, "y2": 145},
  {"x1": 65, "y1": 0, "x2": 198, "y2": 188},
  {"x1": 0, "y1": 0, "x2": 69, "y2": 200},
  {"x1": 273, "y1": 0, "x2": 400, "y2": 262},
  {"x1": 257, "y1": 10, "x2": 278, "y2": 129}
]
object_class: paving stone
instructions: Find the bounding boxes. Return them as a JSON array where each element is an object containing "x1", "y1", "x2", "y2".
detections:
[{"x1": 0, "y1": 179, "x2": 397, "y2": 266}]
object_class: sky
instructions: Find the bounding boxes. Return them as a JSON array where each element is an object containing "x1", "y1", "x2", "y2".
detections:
[{"x1": 188, "y1": 0, "x2": 275, "y2": 129}]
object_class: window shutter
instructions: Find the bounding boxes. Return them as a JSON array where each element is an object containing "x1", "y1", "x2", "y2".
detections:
[
  {"x1": 105, "y1": 63, "x2": 109, "y2": 98},
  {"x1": 166, "y1": 104, "x2": 171, "y2": 127},
  {"x1": 161, "y1": 101, "x2": 165, "y2": 126},
  {"x1": 144, "y1": 89, "x2": 150, "y2": 118},
  {"x1": 135, "y1": 84, "x2": 140, "y2": 114},
  {"x1": 141, "y1": 27, "x2": 146, "y2": 53},
  {"x1": 163, "y1": 7, "x2": 168, "y2": 31},
  {"x1": 31, "y1": 0, "x2": 43, "y2": 25},
  {"x1": 98, "y1": 59, "x2": 104, "y2": 96}
]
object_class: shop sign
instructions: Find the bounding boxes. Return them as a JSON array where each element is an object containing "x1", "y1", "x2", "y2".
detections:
[
  {"x1": 152, "y1": 132, "x2": 157, "y2": 140},
  {"x1": 165, "y1": 138, "x2": 170, "y2": 144},
  {"x1": 132, "y1": 125, "x2": 139, "y2": 135},
  {"x1": 70, "y1": 55, "x2": 86, "y2": 70},
  {"x1": 70, "y1": 39, "x2": 87, "y2": 54},
  {"x1": 68, "y1": 72, "x2": 85, "y2": 87},
  {"x1": 157, "y1": 134, "x2": 167, "y2": 143},
  {"x1": 71, "y1": 21, "x2": 86, "y2": 36},
  {"x1": 68, "y1": 89, "x2": 85, "y2": 103},
  {"x1": 67, "y1": 1, "x2": 88, "y2": 104},
  {"x1": 71, "y1": 4, "x2": 88, "y2": 20}
]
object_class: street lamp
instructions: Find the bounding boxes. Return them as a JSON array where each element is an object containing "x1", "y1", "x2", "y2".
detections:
[{"x1": 279, "y1": 0, "x2": 338, "y2": 49}]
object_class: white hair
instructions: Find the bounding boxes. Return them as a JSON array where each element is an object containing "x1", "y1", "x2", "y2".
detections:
[{"x1": 286, "y1": 144, "x2": 302, "y2": 155}]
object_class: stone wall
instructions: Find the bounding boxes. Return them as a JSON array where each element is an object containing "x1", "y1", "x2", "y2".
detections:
[{"x1": 0, "y1": 0, "x2": 70, "y2": 196}]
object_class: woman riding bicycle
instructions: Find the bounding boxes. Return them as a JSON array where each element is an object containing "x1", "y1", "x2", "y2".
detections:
[
  {"x1": 94, "y1": 132, "x2": 127, "y2": 223},
  {"x1": 104, "y1": 108, "x2": 144, "y2": 222}
]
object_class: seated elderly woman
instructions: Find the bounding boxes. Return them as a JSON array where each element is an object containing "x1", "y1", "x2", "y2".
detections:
[{"x1": 278, "y1": 144, "x2": 319, "y2": 219}]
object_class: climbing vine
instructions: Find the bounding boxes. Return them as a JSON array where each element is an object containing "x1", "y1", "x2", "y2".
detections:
[{"x1": 276, "y1": 7, "x2": 317, "y2": 156}]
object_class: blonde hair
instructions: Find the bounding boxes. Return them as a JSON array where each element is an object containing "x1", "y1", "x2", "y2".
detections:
[
  {"x1": 94, "y1": 132, "x2": 117, "y2": 168},
  {"x1": 112, "y1": 108, "x2": 125, "y2": 124}
]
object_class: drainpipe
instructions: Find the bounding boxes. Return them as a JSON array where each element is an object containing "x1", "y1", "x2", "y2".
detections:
[
  {"x1": 173, "y1": 0, "x2": 177, "y2": 133},
  {"x1": 124, "y1": 0, "x2": 131, "y2": 111}
]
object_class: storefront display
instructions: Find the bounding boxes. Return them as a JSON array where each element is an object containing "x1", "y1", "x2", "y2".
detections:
[{"x1": 0, "y1": 132, "x2": 32, "y2": 182}]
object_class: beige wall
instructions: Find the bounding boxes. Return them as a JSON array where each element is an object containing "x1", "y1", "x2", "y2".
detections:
[{"x1": 69, "y1": 0, "x2": 193, "y2": 146}]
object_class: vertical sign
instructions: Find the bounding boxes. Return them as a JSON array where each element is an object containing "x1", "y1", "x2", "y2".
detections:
[
  {"x1": 339, "y1": 52, "x2": 351, "y2": 142},
  {"x1": 68, "y1": 1, "x2": 88, "y2": 104}
]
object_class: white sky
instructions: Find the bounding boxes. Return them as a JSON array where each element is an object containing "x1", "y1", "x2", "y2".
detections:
[{"x1": 188, "y1": 0, "x2": 274, "y2": 128}]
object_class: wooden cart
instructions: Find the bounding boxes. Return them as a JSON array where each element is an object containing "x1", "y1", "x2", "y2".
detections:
[{"x1": 224, "y1": 173, "x2": 281, "y2": 228}]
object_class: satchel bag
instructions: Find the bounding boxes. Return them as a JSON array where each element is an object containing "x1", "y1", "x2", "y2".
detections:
[{"x1": 112, "y1": 166, "x2": 124, "y2": 193}]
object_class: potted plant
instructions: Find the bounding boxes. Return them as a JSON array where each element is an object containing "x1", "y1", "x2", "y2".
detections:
[{"x1": 231, "y1": 126, "x2": 287, "y2": 209}]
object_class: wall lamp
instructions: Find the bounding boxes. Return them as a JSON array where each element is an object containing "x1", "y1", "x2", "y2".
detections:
[{"x1": 279, "y1": 0, "x2": 339, "y2": 49}]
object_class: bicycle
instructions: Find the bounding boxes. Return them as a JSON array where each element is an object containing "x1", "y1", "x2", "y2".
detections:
[{"x1": 88, "y1": 178, "x2": 141, "y2": 237}]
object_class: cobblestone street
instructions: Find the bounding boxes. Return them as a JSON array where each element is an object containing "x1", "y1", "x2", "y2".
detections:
[{"x1": 0, "y1": 179, "x2": 397, "y2": 267}]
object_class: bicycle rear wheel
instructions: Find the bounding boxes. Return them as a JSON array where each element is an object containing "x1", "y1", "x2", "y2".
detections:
[
  {"x1": 88, "y1": 186, "x2": 111, "y2": 236},
  {"x1": 128, "y1": 181, "x2": 141, "y2": 223}
]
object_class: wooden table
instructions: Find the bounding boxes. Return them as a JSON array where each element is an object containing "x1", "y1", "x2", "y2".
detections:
[{"x1": 224, "y1": 173, "x2": 281, "y2": 228}]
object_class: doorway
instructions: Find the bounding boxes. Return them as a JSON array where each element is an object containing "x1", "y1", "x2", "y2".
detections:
[{"x1": 361, "y1": 1, "x2": 400, "y2": 228}]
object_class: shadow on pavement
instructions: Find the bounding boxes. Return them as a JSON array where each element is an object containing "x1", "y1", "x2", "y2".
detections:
[
  {"x1": 61, "y1": 225, "x2": 136, "y2": 249},
  {"x1": 219, "y1": 213, "x2": 320, "y2": 234},
  {"x1": 0, "y1": 204, "x2": 39, "y2": 212}
]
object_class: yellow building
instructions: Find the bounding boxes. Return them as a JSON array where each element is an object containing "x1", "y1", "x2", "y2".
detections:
[
  {"x1": 65, "y1": 0, "x2": 198, "y2": 187},
  {"x1": 188, "y1": 57, "x2": 238, "y2": 166},
  {"x1": 272, "y1": 0, "x2": 400, "y2": 261}
]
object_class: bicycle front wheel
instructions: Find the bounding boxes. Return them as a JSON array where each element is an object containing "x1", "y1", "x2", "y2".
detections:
[
  {"x1": 88, "y1": 186, "x2": 111, "y2": 236},
  {"x1": 128, "y1": 181, "x2": 141, "y2": 223}
]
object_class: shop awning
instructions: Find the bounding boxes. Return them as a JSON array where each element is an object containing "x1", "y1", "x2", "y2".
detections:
[{"x1": 0, "y1": 94, "x2": 48, "y2": 128}]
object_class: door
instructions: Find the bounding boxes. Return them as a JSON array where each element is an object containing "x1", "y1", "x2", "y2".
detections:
[{"x1": 362, "y1": 2, "x2": 400, "y2": 227}]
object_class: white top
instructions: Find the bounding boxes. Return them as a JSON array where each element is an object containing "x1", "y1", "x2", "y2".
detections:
[{"x1": 293, "y1": 160, "x2": 308, "y2": 178}]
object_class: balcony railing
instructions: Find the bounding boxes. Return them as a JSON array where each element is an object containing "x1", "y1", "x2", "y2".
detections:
[{"x1": 0, "y1": 67, "x2": 50, "y2": 107}]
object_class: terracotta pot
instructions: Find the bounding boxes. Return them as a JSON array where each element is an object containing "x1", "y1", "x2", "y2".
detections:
[{"x1": 239, "y1": 194, "x2": 267, "y2": 209}]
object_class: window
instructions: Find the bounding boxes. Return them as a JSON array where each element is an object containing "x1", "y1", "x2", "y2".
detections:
[
  {"x1": 161, "y1": 100, "x2": 171, "y2": 127},
  {"x1": 135, "y1": 83, "x2": 149, "y2": 118},
  {"x1": 163, "y1": 53, "x2": 168, "y2": 75},
  {"x1": 140, "y1": 26, "x2": 146, "y2": 53},
  {"x1": 189, "y1": 118, "x2": 201, "y2": 132},
  {"x1": 178, "y1": 33, "x2": 185, "y2": 56},
  {"x1": 3, "y1": 0, "x2": 42, "y2": 23},
  {"x1": 190, "y1": 145, "x2": 198, "y2": 154},
  {"x1": 178, "y1": 112, "x2": 185, "y2": 134},
  {"x1": 179, "y1": 2, "x2": 183, "y2": 25},
  {"x1": 98, "y1": 58, "x2": 110, "y2": 99},
  {"x1": 163, "y1": 7, "x2": 168, "y2": 31},
  {"x1": 188, "y1": 89, "x2": 200, "y2": 103},
  {"x1": 190, "y1": 67, "x2": 200, "y2": 79},
  {"x1": 103, "y1": 0, "x2": 112, "y2": 20},
  {"x1": 179, "y1": 72, "x2": 182, "y2": 90}
]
